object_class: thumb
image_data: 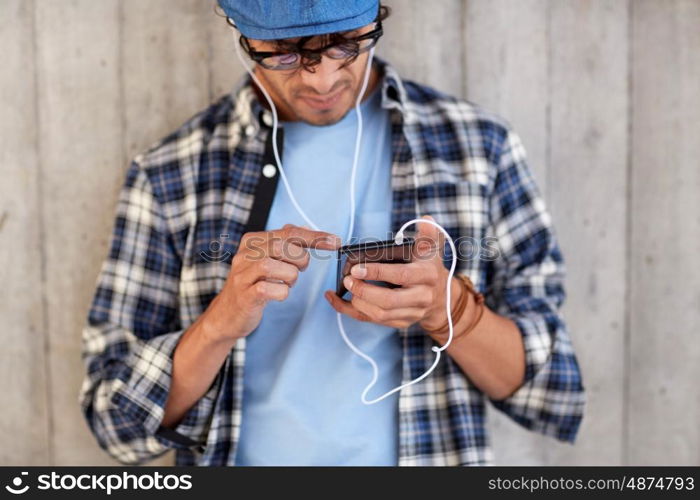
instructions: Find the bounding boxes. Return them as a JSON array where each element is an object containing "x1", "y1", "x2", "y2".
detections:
[{"x1": 415, "y1": 215, "x2": 444, "y2": 259}]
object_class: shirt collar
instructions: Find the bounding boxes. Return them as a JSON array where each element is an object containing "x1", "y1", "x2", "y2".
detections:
[{"x1": 228, "y1": 55, "x2": 410, "y2": 138}]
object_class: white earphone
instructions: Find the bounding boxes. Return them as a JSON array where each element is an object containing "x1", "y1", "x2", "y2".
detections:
[{"x1": 233, "y1": 31, "x2": 459, "y2": 404}]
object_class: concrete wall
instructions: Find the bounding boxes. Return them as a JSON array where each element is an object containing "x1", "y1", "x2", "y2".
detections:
[{"x1": 1, "y1": 0, "x2": 698, "y2": 466}]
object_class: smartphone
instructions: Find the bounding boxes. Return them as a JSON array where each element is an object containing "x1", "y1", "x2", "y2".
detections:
[{"x1": 336, "y1": 237, "x2": 415, "y2": 298}]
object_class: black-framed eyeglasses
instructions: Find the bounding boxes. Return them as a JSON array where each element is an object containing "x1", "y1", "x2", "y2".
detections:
[{"x1": 230, "y1": 18, "x2": 383, "y2": 71}]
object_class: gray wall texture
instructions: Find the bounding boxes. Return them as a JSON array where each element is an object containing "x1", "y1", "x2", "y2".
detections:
[{"x1": 1, "y1": 0, "x2": 698, "y2": 466}]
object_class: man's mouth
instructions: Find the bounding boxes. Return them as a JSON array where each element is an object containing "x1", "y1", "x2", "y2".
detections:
[{"x1": 299, "y1": 87, "x2": 346, "y2": 110}]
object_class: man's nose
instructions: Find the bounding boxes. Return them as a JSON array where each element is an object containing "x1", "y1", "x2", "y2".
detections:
[{"x1": 299, "y1": 55, "x2": 343, "y2": 95}]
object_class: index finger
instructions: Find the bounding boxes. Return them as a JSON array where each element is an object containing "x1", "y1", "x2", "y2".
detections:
[{"x1": 272, "y1": 224, "x2": 342, "y2": 250}]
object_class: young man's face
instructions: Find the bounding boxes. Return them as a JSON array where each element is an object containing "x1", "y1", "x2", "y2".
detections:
[{"x1": 247, "y1": 23, "x2": 379, "y2": 126}]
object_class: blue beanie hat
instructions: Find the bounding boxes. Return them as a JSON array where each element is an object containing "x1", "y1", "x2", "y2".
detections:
[{"x1": 218, "y1": 0, "x2": 379, "y2": 40}]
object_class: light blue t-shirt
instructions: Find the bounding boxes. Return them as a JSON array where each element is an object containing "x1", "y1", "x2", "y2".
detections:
[{"x1": 234, "y1": 85, "x2": 401, "y2": 465}]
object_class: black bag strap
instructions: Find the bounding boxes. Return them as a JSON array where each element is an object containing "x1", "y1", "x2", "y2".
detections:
[
  {"x1": 244, "y1": 126, "x2": 283, "y2": 233},
  {"x1": 155, "y1": 425, "x2": 206, "y2": 454}
]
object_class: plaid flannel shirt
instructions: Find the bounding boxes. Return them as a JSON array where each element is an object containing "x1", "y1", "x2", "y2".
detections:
[{"x1": 79, "y1": 57, "x2": 585, "y2": 466}]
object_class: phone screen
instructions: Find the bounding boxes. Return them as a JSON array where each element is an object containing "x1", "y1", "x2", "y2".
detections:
[{"x1": 336, "y1": 237, "x2": 415, "y2": 298}]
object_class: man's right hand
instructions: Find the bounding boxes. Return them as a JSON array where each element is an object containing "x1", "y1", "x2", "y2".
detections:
[{"x1": 202, "y1": 224, "x2": 342, "y2": 343}]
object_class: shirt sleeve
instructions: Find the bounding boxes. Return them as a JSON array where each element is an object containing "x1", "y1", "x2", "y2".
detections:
[
  {"x1": 79, "y1": 160, "x2": 221, "y2": 465},
  {"x1": 484, "y1": 128, "x2": 586, "y2": 444}
]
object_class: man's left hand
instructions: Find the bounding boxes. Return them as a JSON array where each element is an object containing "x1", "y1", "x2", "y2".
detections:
[{"x1": 324, "y1": 215, "x2": 460, "y2": 330}]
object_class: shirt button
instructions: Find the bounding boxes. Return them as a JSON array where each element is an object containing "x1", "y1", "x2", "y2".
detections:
[
  {"x1": 245, "y1": 124, "x2": 256, "y2": 137},
  {"x1": 262, "y1": 112, "x2": 273, "y2": 128},
  {"x1": 262, "y1": 163, "x2": 277, "y2": 178}
]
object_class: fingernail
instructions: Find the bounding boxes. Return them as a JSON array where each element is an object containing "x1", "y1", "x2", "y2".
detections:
[
  {"x1": 343, "y1": 276, "x2": 353, "y2": 290},
  {"x1": 351, "y1": 264, "x2": 366, "y2": 278},
  {"x1": 326, "y1": 235, "x2": 341, "y2": 246}
]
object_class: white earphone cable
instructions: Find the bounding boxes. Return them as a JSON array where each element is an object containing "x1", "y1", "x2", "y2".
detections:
[
  {"x1": 234, "y1": 37, "x2": 374, "y2": 244},
  {"x1": 234, "y1": 40, "x2": 320, "y2": 232},
  {"x1": 233, "y1": 29, "x2": 456, "y2": 404},
  {"x1": 339, "y1": 218, "x2": 458, "y2": 404}
]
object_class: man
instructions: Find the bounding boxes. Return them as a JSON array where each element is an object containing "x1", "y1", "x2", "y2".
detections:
[{"x1": 80, "y1": 0, "x2": 585, "y2": 466}]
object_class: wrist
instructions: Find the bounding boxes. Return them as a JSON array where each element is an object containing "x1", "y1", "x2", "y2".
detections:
[
  {"x1": 428, "y1": 286, "x2": 476, "y2": 346},
  {"x1": 198, "y1": 296, "x2": 243, "y2": 347},
  {"x1": 426, "y1": 273, "x2": 484, "y2": 346},
  {"x1": 421, "y1": 274, "x2": 464, "y2": 332}
]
